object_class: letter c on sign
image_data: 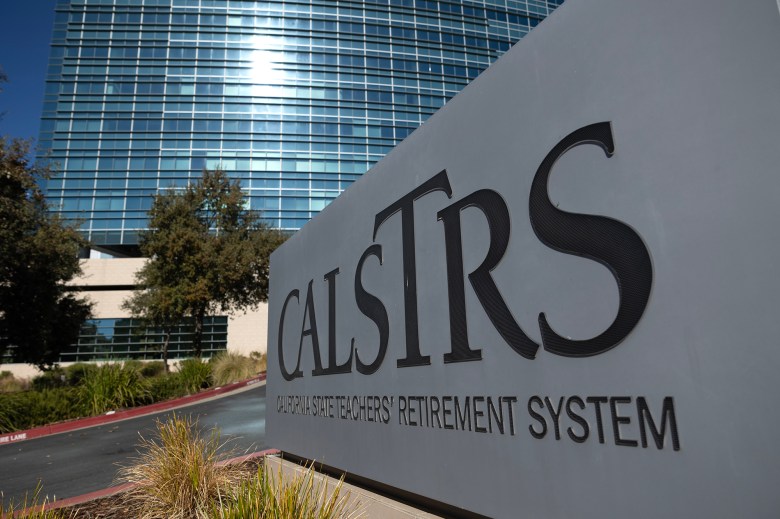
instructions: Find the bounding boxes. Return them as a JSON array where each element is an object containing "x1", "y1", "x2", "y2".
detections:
[{"x1": 278, "y1": 289, "x2": 303, "y2": 380}]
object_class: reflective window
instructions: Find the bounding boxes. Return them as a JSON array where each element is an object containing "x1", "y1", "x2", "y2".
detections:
[
  {"x1": 42, "y1": 0, "x2": 562, "y2": 245},
  {"x1": 59, "y1": 316, "x2": 228, "y2": 362}
]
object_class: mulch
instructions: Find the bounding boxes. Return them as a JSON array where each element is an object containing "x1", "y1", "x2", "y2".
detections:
[{"x1": 52, "y1": 457, "x2": 264, "y2": 518}]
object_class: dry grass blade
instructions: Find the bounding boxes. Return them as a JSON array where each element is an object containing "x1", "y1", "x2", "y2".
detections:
[
  {"x1": 118, "y1": 413, "x2": 238, "y2": 519},
  {"x1": 1, "y1": 483, "x2": 75, "y2": 519},
  {"x1": 209, "y1": 352, "x2": 261, "y2": 386},
  {"x1": 0, "y1": 371, "x2": 28, "y2": 393},
  {"x1": 249, "y1": 351, "x2": 267, "y2": 374},
  {"x1": 211, "y1": 461, "x2": 362, "y2": 519}
]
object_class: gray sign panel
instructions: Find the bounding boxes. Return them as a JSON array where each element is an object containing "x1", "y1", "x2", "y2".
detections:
[{"x1": 267, "y1": 1, "x2": 780, "y2": 517}]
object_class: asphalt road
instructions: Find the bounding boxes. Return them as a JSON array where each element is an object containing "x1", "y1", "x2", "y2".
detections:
[{"x1": 0, "y1": 382, "x2": 268, "y2": 505}]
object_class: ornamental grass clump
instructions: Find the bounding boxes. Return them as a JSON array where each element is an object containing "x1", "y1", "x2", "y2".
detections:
[
  {"x1": 212, "y1": 463, "x2": 357, "y2": 519},
  {"x1": 177, "y1": 358, "x2": 213, "y2": 394},
  {"x1": 78, "y1": 362, "x2": 149, "y2": 415},
  {"x1": 140, "y1": 360, "x2": 167, "y2": 378},
  {"x1": 0, "y1": 371, "x2": 28, "y2": 393},
  {"x1": 63, "y1": 362, "x2": 96, "y2": 386},
  {"x1": 209, "y1": 352, "x2": 259, "y2": 386},
  {"x1": 119, "y1": 414, "x2": 237, "y2": 519},
  {"x1": 250, "y1": 351, "x2": 267, "y2": 373},
  {"x1": 0, "y1": 387, "x2": 82, "y2": 434},
  {"x1": 1, "y1": 483, "x2": 74, "y2": 519}
]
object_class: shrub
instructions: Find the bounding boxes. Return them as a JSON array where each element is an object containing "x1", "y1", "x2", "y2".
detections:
[
  {"x1": 0, "y1": 371, "x2": 28, "y2": 393},
  {"x1": 29, "y1": 388, "x2": 84, "y2": 426},
  {"x1": 209, "y1": 352, "x2": 259, "y2": 386},
  {"x1": 64, "y1": 362, "x2": 96, "y2": 386},
  {"x1": 146, "y1": 372, "x2": 188, "y2": 403},
  {"x1": 212, "y1": 463, "x2": 355, "y2": 519},
  {"x1": 122, "y1": 359, "x2": 145, "y2": 374},
  {"x1": 0, "y1": 387, "x2": 83, "y2": 433},
  {"x1": 249, "y1": 351, "x2": 267, "y2": 373},
  {"x1": 119, "y1": 414, "x2": 237, "y2": 519},
  {"x1": 140, "y1": 360, "x2": 167, "y2": 378},
  {"x1": 0, "y1": 393, "x2": 16, "y2": 432},
  {"x1": 177, "y1": 358, "x2": 212, "y2": 394},
  {"x1": 78, "y1": 363, "x2": 150, "y2": 415},
  {"x1": 30, "y1": 368, "x2": 66, "y2": 391}
]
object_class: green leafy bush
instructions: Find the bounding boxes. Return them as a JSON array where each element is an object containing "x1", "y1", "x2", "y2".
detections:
[
  {"x1": 78, "y1": 363, "x2": 150, "y2": 415},
  {"x1": 30, "y1": 368, "x2": 66, "y2": 391},
  {"x1": 30, "y1": 388, "x2": 83, "y2": 426},
  {"x1": 64, "y1": 362, "x2": 96, "y2": 386},
  {"x1": 140, "y1": 360, "x2": 167, "y2": 378},
  {"x1": 0, "y1": 358, "x2": 223, "y2": 433},
  {"x1": 0, "y1": 388, "x2": 83, "y2": 433},
  {"x1": 177, "y1": 358, "x2": 212, "y2": 394},
  {"x1": 121, "y1": 359, "x2": 145, "y2": 373},
  {"x1": 146, "y1": 372, "x2": 187, "y2": 403},
  {"x1": 0, "y1": 395, "x2": 15, "y2": 432},
  {"x1": 0, "y1": 354, "x2": 240, "y2": 434}
]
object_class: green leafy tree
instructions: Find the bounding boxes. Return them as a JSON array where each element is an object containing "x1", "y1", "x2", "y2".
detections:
[
  {"x1": 122, "y1": 287, "x2": 181, "y2": 373},
  {"x1": 0, "y1": 137, "x2": 92, "y2": 369},
  {"x1": 125, "y1": 169, "x2": 286, "y2": 358}
]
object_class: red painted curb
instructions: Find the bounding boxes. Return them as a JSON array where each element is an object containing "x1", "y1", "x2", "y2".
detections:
[
  {"x1": 0, "y1": 373, "x2": 266, "y2": 446},
  {"x1": 216, "y1": 449, "x2": 280, "y2": 467},
  {"x1": 41, "y1": 449, "x2": 280, "y2": 512},
  {"x1": 43, "y1": 482, "x2": 136, "y2": 511}
]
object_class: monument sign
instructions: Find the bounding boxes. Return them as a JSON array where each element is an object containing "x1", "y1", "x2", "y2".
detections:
[{"x1": 267, "y1": 0, "x2": 780, "y2": 516}]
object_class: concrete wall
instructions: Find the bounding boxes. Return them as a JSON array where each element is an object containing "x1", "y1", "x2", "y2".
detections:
[
  {"x1": 79, "y1": 257, "x2": 145, "y2": 286},
  {"x1": 227, "y1": 305, "x2": 269, "y2": 356},
  {"x1": 265, "y1": 456, "x2": 443, "y2": 519},
  {"x1": 76, "y1": 257, "x2": 145, "y2": 318}
]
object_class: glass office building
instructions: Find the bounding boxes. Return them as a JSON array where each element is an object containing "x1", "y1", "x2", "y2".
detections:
[
  {"x1": 41, "y1": 0, "x2": 562, "y2": 255},
  {"x1": 62, "y1": 316, "x2": 227, "y2": 362}
]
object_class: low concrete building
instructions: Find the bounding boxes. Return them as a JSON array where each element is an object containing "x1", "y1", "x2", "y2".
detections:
[{"x1": 1, "y1": 258, "x2": 269, "y2": 378}]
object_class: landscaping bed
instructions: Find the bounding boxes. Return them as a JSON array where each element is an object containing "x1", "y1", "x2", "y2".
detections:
[
  {"x1": 0, "y1": 353, "x2": 265, "y2": 435},
  {"x1": 3, "y1": 416, "x2": 356, "y2": 519},
  {"x1": 58, "y1": 456, "x2": 263, "y2": 519}
]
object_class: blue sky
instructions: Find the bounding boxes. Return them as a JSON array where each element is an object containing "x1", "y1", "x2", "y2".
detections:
[{"x1": 0, "y1": 1, "x2": 57, "y2": 141}]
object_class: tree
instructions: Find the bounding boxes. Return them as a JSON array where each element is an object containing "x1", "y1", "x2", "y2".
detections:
[
  {"x1": 122, "y1": 287, "x2": 181, "y2": 373},
  {"x1": 0, "y1": 137, "x2": 92, "y2": 369},
  {"x1": 125, "y1": 169, "x2": 286, "y2": 359},
  {"x1": 0, "y1": 67, "x2": 7, "y2": 121}
]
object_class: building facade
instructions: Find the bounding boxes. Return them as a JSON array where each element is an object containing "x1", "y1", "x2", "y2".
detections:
[
  {"x1": 37, "y1": 0, "x2": 562, "y2": 362},
  {"x1": 65, "y1": 258, "x2": 265, "y2": 362},
  {"x1": 42, "y1": 0, "x2": 562, "y2": 253}
]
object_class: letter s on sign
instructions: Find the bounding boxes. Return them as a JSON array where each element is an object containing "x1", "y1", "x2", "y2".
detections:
[{"x1": 528, "y1": 122, "x2": 653, "y2": 357}]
